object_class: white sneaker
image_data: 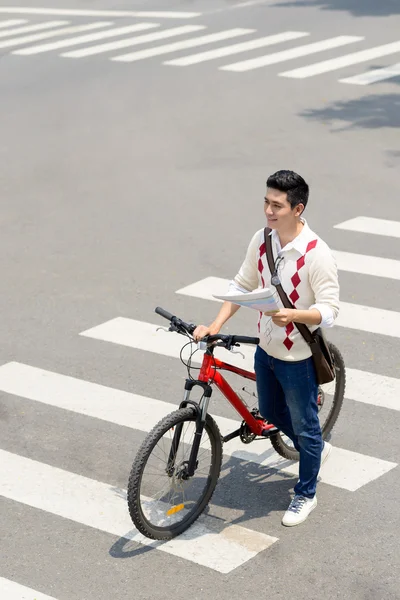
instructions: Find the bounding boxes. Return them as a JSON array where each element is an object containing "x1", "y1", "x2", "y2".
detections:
[{"x1": 282, "y1": 495, "x2": 317, "y2": 527}]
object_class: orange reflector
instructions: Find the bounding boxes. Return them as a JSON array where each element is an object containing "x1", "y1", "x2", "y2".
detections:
[{"x1": 166, "y1": 503, "x2": 184, "y2": 516}]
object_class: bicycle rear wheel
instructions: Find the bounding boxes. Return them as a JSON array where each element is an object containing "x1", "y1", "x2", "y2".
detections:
[
  {"x1": 270, "y1": 342, "x2": 346, "y2": 461},
  {"x1": 127, "y1": 407, "x2": 223, "y2": 540}
]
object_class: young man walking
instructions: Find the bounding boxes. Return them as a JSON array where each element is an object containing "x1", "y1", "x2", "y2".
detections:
[{"x1": 194, "y1": 170, "x2": 340, "y2": 526}]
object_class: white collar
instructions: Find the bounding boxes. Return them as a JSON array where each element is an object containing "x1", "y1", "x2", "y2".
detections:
[{"x1": 269, "y1": 218, "x2": 315, "y2": 255}]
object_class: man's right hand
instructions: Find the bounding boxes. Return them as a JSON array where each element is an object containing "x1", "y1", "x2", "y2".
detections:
[{"x1": 193, "y1": 323, "x2": 221, "y2": 342}]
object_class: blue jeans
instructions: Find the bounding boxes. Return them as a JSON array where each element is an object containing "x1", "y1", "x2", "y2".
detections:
[{"x1": 254, "y1": 345, "x2": 322, "y2": 498}]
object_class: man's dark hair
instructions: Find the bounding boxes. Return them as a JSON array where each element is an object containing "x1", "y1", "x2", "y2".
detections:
[{"x1": 266, "y1": 170, "x2": 309, "y2": 210}]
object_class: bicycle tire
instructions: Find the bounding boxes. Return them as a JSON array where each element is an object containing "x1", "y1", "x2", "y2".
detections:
[
  {"x1": 270, "y1": 342, "x2": 346, "y2": 461},
  {"x1": 127, "y1": 407, "x2": 223, "y2": 540}
]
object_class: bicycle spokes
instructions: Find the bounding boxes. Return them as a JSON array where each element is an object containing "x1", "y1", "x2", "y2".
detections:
[{"x1": 138, "y1": 420, "x2": 214, "y2": 529}]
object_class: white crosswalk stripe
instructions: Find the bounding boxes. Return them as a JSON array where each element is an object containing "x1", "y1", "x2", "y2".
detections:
[
  {"x1": 1, "y1": 18, "x2": 397, "y2": 87},
  {"x1": 332, "y1": 250, "x2": 400, "y2": 280},
  {"x1": 61, "y1": 25, "x2": 205, "y2": 58},
  {"x1": 0, "y1": 7, "x2": 201, "y2": 19},
  {"x1": 0, "y1": 577, "x2": 58, "y2": 600},
  {"x1": 340, "y1": 62, "x2": 400, "y2": 85},
  {"x1": 0, "y1": 20, "x2": 68, "y2": 39},
  {"x1": 112, "y1": 28, "x2": 255, "y2": 62},
  {"x1": 0, "y1": 21, "x2": 112, "y2": 50},
  {"x1": 175, "y1": 277, "x2": 400, "y2": 338},
  {"x1": 79, "y1": 316, "x2": 400, "y2": 412},
  {"x1": 220, "y1": 36, "x2": 363, "y2": 72},
  {"x1": 0, "y1": 448, "x2": 278, "y2": 573},
  {"x1": 2, "y1": 218, "x2": 400, "y2": 584},
  {"x1": 335, "y1": 216, "x2": 400, "y2": 238},
  {"x1": 0, "y1": 362, "x2": 397, "y2": 490},
  {"x1": 13, "y1": 23, "x2": 159, "y2": 55},
  {"x1": 162, "y1": 31, "x2": 309, "y2": 65},
  {"x1": 279, "y1": 40, "x2": 400, "y2": 78},
  {"x1": 0, "y1": 19, "x2": 27, "y2": 29}
]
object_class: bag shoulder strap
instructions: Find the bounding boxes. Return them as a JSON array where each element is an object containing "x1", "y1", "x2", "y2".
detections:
[{"x1": 264, "y1": 227, "x2": 315, "y2": 346}]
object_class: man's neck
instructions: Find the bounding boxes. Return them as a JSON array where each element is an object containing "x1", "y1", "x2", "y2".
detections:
[{"x1": 277, "y1": 220, "x2": 304, "y2": 249}]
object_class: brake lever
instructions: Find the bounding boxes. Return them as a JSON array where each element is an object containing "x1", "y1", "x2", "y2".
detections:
[{"x1": 230, "y1": 348, "x2": 245, "y2": 359}]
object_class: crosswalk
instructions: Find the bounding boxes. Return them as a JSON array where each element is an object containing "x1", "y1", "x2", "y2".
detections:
[
  {"x1": 1, "y1": 214, "x2": 400, "y2": 595},
  {"x1": 1, "y1": 16, "x2": 399, "y2": 85}
]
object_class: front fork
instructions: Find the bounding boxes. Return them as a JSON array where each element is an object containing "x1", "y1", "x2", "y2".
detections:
[{"x1": 167, "y1": 379, "x2": 211, "y2": 478}]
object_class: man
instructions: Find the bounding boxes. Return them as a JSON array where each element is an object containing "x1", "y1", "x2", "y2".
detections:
[{"x1": 194, "y1": 170, "x2": 340, "y2": 527}]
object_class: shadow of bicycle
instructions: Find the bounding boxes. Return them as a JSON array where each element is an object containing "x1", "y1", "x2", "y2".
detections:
[{"x1": 108, "y1": 442, "x2": 300, "y2": 559}]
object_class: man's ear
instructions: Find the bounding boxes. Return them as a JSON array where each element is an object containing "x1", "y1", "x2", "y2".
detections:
[{"x1": 295, "y1": 203, "x2": 305, "y2": 216}]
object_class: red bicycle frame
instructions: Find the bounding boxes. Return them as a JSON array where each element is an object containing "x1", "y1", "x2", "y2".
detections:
[{"x1": 197, "y1": 353, "x2": 276, "y2": 437}]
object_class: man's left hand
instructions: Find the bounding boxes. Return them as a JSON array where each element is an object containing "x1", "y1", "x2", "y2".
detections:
[{"x1": 264, "y1": 308, "x2": 296, "y2": 327}]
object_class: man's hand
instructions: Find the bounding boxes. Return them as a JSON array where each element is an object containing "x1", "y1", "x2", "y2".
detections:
[
  {"x1": 193, "y1": 323, "x2": 221, "y2": 341},
  {"x1": 264, "y1": 308, "x2": 296, "y2": 327}
]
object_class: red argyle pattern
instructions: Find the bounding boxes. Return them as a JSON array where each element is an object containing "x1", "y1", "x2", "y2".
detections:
[
  {"x1": 257, "y1": 241, "x2": 266, "y2": 331},
  {"x1": 283, "y1": 239, "x2": 318, "y2": 350}
]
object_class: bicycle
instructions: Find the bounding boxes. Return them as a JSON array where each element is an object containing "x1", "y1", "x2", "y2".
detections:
[{"x1": 127, "y1": 307, "x2": 346, "y2": 540}]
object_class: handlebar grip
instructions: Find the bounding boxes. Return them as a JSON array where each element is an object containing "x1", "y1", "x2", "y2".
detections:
[
  {"x1": 155, "y1": 307, "x2": 175, "y2": 322},
  {"x1": 232, "y1": 335, "x2": 260, "y2": 345}
]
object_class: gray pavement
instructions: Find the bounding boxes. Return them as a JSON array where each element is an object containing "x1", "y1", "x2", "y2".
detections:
[{"x1": 0, "y1": 0, "x2": 400, "y2": 598}]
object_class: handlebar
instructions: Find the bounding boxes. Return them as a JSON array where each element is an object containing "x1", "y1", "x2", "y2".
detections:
[{"x1": 155, "y1": 306, "x2": 259, "y2": 348}]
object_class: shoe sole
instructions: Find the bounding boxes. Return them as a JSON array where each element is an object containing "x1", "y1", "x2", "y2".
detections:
[{"x1": 281, "y1": 499, "x2": 318, "y2": 527}]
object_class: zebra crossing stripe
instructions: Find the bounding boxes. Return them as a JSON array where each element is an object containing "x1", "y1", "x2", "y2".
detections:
[
  {"x1": 13, "y1": 23, "x2": 159, "y2": 55},
  {"x1": 0, "y1": 7, "x2": 201, "y2": 19},
  {"x1": 340, "y1": 62, "x2": 400, "y2": 85},
  {"x1": 0, "y1": 448, "x2": 278, "y2": 573},
  {"x1": 220, "y1": 36, "x2": 363, "y2": 72},
  {"x1": 112, "y1": 28, "x2": 255, "y2": 62},
  {"x1": 0, "y1": 19, "x2": 27, "y2": 28},
  {"x1": 0, "y1": 362, "x2": 397, "y2": 490},
  {"x1": 0, "y1": 20, "x2": 68, "y2": 39},
  {"x1": 334, "y1": 217, "x2": 400, "y2": 239},
  {"x1": 280, "y1": 40, "x2": 400, "y2": 78},
  {"x1": 162, "y1": 31, "x2": 309, "y2": 65},
  {"x1": 332, "y1": 250, "x2": 400, "y2": 280},
  {"x1": 78, "y1": 316, "x2": 400, "y2": 413},
  {"x1": 0, "y1": 21, "x2": 111, "y2": 49},
  {"x1": 175, "y1": 276, "x2": 400, "y2": 338},
  {"x1": 0, "y1": 577, "x2": 58, "y2": 600},
  {"x1": 61, "y1": 25, "x2": 205, "y2": 58}
]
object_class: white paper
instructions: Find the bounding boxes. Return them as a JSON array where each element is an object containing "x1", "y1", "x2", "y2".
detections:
[{"x1": 213, "y1": 287, "x2": 280, "y2": 313}]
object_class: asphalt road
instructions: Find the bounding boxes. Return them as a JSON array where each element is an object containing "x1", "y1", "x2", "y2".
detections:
[{"x1": 0, "y1": 0, "x2": 400, "y2": 599}]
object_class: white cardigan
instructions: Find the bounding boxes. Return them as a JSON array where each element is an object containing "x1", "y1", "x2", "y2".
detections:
[{"x1": 230, "y1": 220, "x2": 340, "y2": 361}]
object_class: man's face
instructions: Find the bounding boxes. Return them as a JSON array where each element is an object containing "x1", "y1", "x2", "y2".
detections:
[{"x1": 264, "y1": 188, "x2": 303, "y2": 230}]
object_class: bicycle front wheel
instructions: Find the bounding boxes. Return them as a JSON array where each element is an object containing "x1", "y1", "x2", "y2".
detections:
[
  {"x1": 127, "y1": 407, "x2": 223, "y2": 540},
  {"x1": 270, "y1": 342, "x2": 346, "y2": 461}
]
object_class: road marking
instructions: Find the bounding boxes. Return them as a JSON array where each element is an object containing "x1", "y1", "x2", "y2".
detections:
[
  {"x1": 206, "y1": 0, "x2": 277, "y2": 14},
  {"x1": 0, "y1": 21, "x2": 111, "y2": 49},
  {"x1": 61, "y1": 25, "x2": 205, "y2": 58},
  {"x1": 334, "y1": 216, "x2": 400, "y2": 239},
  {"x1": 0, "y1": 361, "x2": 397, "y2": 489},
  {"x1": 333, "y1": 250, "x2": 400, "y2": 280},
  {"x1": 220, "y1": 36, "x2": 363, "y2": 72},
  {"x1": 340, "y1": 62, "x2": 400, "y2": 85},
  {"x1": 345, "y1": 368, "x2": 400, "y2": 411},
  {"x1": 0, "y1": 20, "x2": 68, "y2": 39},
  {"x1": 0, "y1": 7, "x2": 201, "y2": 19},
  {"x1": 176, "y1": 276, "x2": 400, "y2": 338},
  {"x1": 280, "y1": 40, "x2": 400, "y2": 78},
  {"x1": 79, "y1": 316, "x2": 400, "y2": 413},
  {"x1": 0, "y1": 449, "x2": 278, "y2": 573},
  {"x1": 112, "y1": 28, "x2": 255, "y2": 62},
  {"x1": 164, "y1": 31, "x2": 309, "y2": 66},
  {"x1": 13, "y1": 23, "x2": 159, "y2": 54},
  {"x1": 0, "y1": 577, "x2": 57, "y2": 600},
  {"x1": 0, "y1": 19, "x2": 27, "y2": 28}
]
